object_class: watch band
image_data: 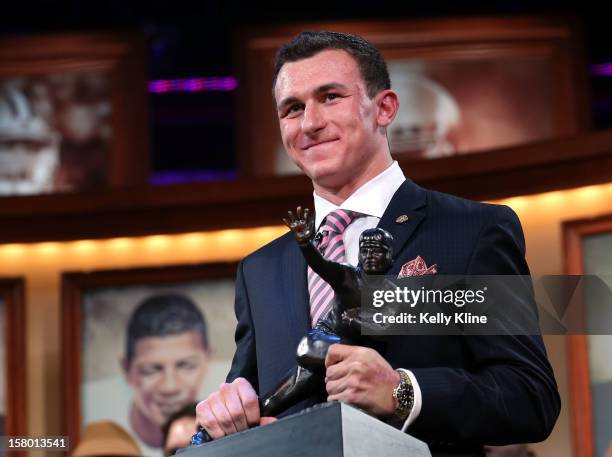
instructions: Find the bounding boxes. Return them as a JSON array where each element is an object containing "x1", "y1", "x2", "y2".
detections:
[{"x1": 392, "y1": 369, "x2": 414, "y2": 420}]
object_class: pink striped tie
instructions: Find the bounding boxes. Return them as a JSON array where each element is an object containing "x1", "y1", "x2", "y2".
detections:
[{"x1": 308, "y1": 209, "x2": 364, "y2": 326}]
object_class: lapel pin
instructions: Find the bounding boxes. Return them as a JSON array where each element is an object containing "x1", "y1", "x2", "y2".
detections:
[{"x1": 395, "y1": 215, "x2": 409, "y2": 224}]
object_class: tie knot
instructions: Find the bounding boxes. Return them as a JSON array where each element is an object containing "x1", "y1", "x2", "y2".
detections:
[{"x1": 320, "y1": 209, "x2": 364, "y2": 235}]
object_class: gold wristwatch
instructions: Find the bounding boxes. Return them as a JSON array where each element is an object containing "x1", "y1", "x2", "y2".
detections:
[{"x1": 392, "y1": 369, "x2": 414, "y2": 420}]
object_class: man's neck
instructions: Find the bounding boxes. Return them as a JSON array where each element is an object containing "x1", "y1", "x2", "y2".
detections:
[
  {"x1": 130, "y1": 404, "x2": 162, "y2": 447},
  {"x1": 313, "y1": 155, "x2": 393, "y2": 205}
]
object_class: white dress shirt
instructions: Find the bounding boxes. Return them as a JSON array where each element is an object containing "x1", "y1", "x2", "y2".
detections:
[{"x1": 312, "y1": 161, "x2": 422, "y2": 431}]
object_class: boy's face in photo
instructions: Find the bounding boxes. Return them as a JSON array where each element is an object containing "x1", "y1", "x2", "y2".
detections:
[{"x1": 123, "y1": 331, "x2": 209, "y2": 427}]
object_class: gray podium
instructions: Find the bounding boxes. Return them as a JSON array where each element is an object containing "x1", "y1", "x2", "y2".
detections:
[{"x1": 180, "y1": 401, "x2": 431, "y2": 457}]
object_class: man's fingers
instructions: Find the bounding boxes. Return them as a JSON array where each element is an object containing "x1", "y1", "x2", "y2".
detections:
[
  {"x1": 325, "y1": 360, "x2": 349, "y2": 381},
  {"x1": 195, "y1": 378, "x2": 260, "y2": 441},
  {"x1": 209, "y1": 393, "x2": 239, "y2": 436},
  {"x1": 326, "y1": 377, "x2": 349, "y2": 396},
  {"x1": 234, "y1": 378, "x2": 261, "y2": 427},
  {"x1": 196, "y1": 400, "x2": 225, "y2": 439},
  {"x1": 259, "y1": 416, "x2": 277, "y2": 426},
  {"x1": 325, "y1": 343, "x2": 356, "y2": 368},
  {"x1": 219, "y1": 383, "x2": 249, "y2": 432},
  {"x1": 196, "y1": 393, "x2": 237, "y2": 438},
  {"x1": 282, "y1": 217, "x2": 290, "y2": 227},
  {"x1": 303, "y1": 207, "x2": 310, "y2": 222},
  {"x1": 296, "y1": 206, "x2": 303, "y2": 219}
]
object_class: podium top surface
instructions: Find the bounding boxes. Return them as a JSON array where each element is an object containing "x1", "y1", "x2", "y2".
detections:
[{"x1": 179, "y1": 401, "x2": 431, "y2": 457}]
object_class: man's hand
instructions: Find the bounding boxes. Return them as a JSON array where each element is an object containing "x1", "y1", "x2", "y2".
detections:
[
  {"x1": 282, "y1": 206, "x2": 315, "y2": 244},
  {"x1": 325, "y1": 344, "x2": 400, "y2": 417},
  {"x1": 196, "y1": 377, "x2": 276, "y2": 439}
]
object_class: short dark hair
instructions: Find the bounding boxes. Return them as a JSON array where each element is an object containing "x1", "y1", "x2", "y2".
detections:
[
  {"x1": 272, "y1": 31, "x2": 390, "y2": 98},
  {"x1": 125, "y1": 294, "x2": 208, "y2": 366},
  {"x1": 162, "y1": 401, "x2": 198, "y2": 452}
]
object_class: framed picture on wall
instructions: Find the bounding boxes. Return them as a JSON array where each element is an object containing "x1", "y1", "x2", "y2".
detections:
[
  {"x1": 0, "y1": 33, "x2": 149, "y2": 197},
  {"x1": 61, "y1": 263, "x2": 238, "y2": 456},
  {"x1": 235, "y1": 17, "x2": 589, "y2": 177},
  {"x1": 563, "y1": 213, "x2": 612, "y2": 457},
  {"x1": 0, "y1": 278, "x2": 26, "y2": 440}
]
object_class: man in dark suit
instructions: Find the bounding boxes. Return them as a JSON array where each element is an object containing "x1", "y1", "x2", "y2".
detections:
[{"x1": 196, "y1": 31, "x2": 560, "y2": 455}]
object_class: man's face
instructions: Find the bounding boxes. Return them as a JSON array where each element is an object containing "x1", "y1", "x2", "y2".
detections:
[
  {"x1": 274, "y1": 49, "x2": 386, "y2": 190},
  {"x1": 359, "y1": 242, "x2": 391, "y2": 274},
  {"x1": 124, "y1": 331, "x2": 209, "y2": 427}
]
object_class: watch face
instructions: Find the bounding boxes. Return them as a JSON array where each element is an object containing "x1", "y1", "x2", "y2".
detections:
[
  {"x1": 396, "y1": 373, "x2": 414, "y2": 410},
  {"x1": 397, "y1": 389, "x2": 406, "y2": 405}
]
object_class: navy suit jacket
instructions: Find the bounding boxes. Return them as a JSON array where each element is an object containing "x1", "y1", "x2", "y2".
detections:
[{"x1": 226, "y1": 179, "x2": 560, "y2": 456}]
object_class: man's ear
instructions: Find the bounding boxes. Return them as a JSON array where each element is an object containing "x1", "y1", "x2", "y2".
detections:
[{"x1": 375, "y1": 89, "x2": 399, "y2": 128}]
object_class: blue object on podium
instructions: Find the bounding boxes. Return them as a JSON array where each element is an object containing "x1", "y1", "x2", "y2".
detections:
[{"x1": 180, "y1": 401, "x2": 431, "y2": 457}]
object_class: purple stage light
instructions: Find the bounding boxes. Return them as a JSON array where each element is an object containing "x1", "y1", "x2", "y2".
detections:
[
  {"x1": 149, "y1": 80, "x2": 171, "y2": 93},
  {"x1": 151, "y1": 170, "x2": 239, "y2": 185},
  {"x1": 591, "y1": 63, "x2": 612, "y2": 76},
  {"x1": 148, "y1": 77, "x2": 239, "y2": 93}
]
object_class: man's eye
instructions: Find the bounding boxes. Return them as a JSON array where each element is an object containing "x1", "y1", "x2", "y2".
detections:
[
  {"x1": 325, "y1": 93, "x2": 339, "y2": 101},
  {"x1": 138, "y1": 365, "x2": 162, "y2": 376},
  {"x1": 177, "y1": 360, "x2": 198, "y2": 370},
  {"x1": 287, "y1": 104, "x2": 304, "y2": 114}
]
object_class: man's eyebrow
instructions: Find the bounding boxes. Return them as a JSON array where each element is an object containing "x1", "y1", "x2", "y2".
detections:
[
  {"x1": 175, "y1": 353, "x2": 203, "y2": 361},
  {"x1": 277, "y1": 82, "x2": 349, "y2": 111},
  {"x1": 277, "y1": 96, "x2": 300, "y2": 111},
  {"x1": 315, "y1": 82, "x2": 348, "y2": 94}
]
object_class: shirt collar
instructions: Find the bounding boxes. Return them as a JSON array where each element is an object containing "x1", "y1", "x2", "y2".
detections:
[{"x1": 313, "y1": 161, "x2": 406, "y2": 228}]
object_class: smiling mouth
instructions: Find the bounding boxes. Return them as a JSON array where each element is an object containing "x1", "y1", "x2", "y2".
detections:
[
  {"x1": 302, "y1": 139, "x2": 338, "y2": 150},
  {"x1": 157, "y1": 402, "x2": 183, "y2": 415}
]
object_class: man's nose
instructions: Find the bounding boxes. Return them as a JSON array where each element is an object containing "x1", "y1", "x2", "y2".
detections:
[
  {"x1": 302, "y1": 103, "x2": 326, "y2": 135},
  {"x1": 159, "y1": 371, "x2": 181, "y2": 394}
]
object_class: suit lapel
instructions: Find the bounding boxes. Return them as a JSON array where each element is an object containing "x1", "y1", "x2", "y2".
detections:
[
  {"x1": 281, "y1": 239, "x2": 311, "y2": 339},
  {"x1": 377, "y1": 179, "x2": 427, "y2": 271}
]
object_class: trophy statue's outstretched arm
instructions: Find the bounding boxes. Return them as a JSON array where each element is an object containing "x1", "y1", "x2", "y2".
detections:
[
  {"x1": 282, "y1": 206, "x2": 315, "y2": 244},
  {"x1": 283, "y1": 207, "x2": 346, "y2": 287}
]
